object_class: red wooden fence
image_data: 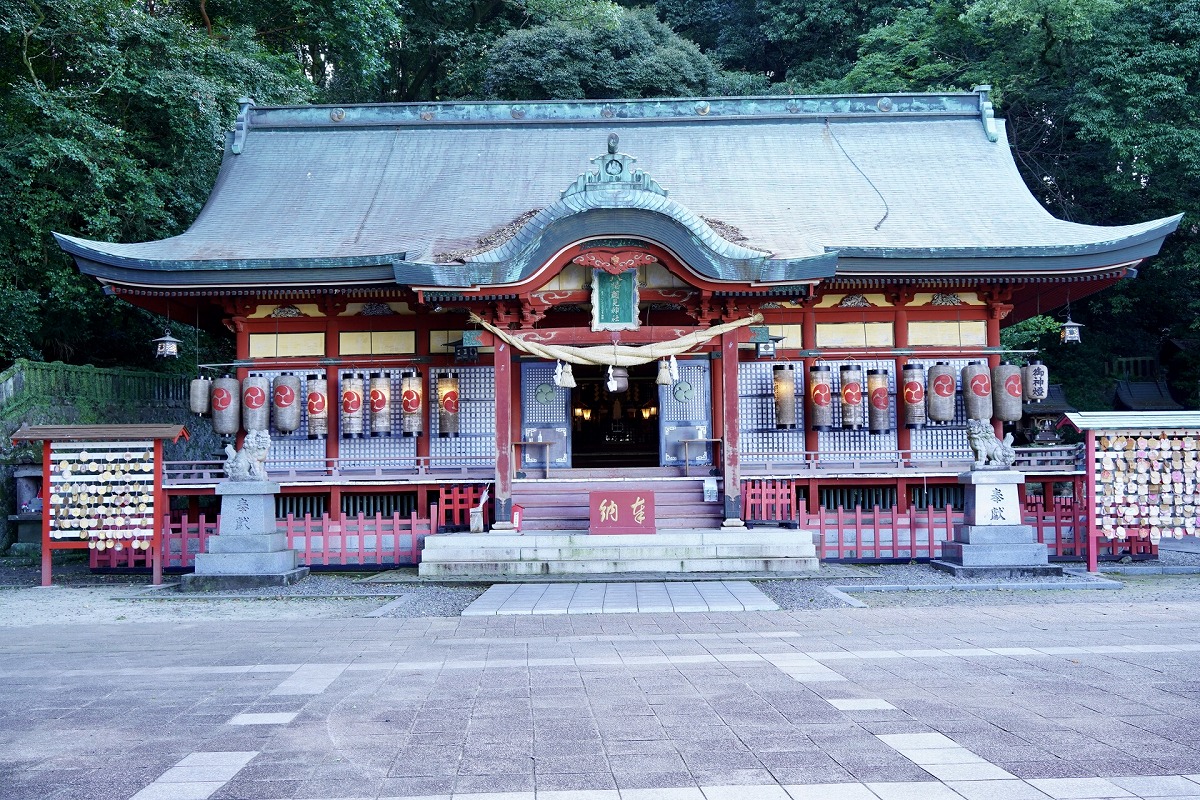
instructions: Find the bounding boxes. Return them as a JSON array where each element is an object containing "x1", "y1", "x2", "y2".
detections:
[
  {"x1": 91, "y1": 508, "x2": 436, "y2": 570},
  {"x1": 439, "y1": 484, "x2": 488, "y2": 531},
  {"x1": 740, "y1": 478, "x2": 1155, "y2": 563}
]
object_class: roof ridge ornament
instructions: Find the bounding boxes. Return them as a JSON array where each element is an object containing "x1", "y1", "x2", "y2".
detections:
[
  {"x1": 561, "y1": 133, "x2": 668, "y2": 199},
  {"x1": 231, "y1": 97, "x2": 255, "y2": 154},
  {"x1": 973, "y1": 85, "x2": 998, "y2": 142}
]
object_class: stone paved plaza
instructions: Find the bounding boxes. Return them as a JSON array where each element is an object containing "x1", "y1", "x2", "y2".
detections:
[{"x1": 3, "y1": 577, "x2": 1200, "y2": 800}]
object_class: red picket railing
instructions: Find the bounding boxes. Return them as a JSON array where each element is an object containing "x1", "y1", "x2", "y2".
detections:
[
  {"x1": 805, "y1": 505, "x2": 957, "y2": 561},
  {"x1": 740, "y1": 478, "x2": 1155, "y2": 563},
  {"x1": 114, "y1": 508, "x2": 437, "y2": 570}
]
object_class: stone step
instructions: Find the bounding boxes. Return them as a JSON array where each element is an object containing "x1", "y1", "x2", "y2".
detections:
[
  {"x1": 418, "y1": 529, "x2": 818, "y2": 577},
  {"x1": 424, "y1": 530, "x2": 813, "y2": 548},
  {"x1": 420, "y1": 543, "x2": 818, "y2": 563},
  {"x1": 419, "y1": 557, "x2": 820, "y2": 577}
]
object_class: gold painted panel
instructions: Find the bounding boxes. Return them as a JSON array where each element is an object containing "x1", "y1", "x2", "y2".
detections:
[
  {"x1": 908, "y1": 320, "x2": 988, "y2": 346},
  {"x1": 249, "y1": 332, "x2": 326, "y2": 357},
  {"x1": 815, "y1": 322, "x2": 894, "y2": 348},
  {"x1": 276, "y1": 332, "x2": 325, "y2": 357},
  {"x1": 768, "y1": 324, "x2": 804, "y2": 350}
]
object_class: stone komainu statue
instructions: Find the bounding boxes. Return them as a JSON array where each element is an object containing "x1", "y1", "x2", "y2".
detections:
[
  {"x1": 224, "y1": 429, "x2": 271, "y2": 482},
  {"x1": 966, "y1": 418, "x2": 1016, "y2": 468}
]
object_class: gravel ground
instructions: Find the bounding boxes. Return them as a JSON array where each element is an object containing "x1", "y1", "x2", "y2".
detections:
[
  {"x1": 2, "y1": 550, "x2": 1198, "y2": 624},
  {"x1": 0, "y1": 557, "x2": 487, "y2": 627}
]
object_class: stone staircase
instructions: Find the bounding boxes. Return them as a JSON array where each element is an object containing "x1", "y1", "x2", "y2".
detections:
[
  {"x1": 512, "y1": 472, "x2": 724, "y2": 532},
  {"x1": 418, "y1": 528, "x2": 819, "y2": 577}
]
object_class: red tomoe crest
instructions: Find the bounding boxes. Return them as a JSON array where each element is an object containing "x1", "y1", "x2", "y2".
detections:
[
  {"x1": 401, "y1": 388, "x2": 421, "y2": 413},
  {"x1": 841, "y1": 382, "x2": 862, "y2": 405},
  {"x1": 870, "y1": 387, "x2": 889, "y2": 410},
  {"x1": 243, "y1": 385, "x2": 266, "y2": 410},
  {"x1": 969, "y1": 374, "x2": 991, "y2": 397},
  {"x1": 212, "y1": 387, "x2": 232, "y2": 411},
  {"x1": 307, "y1": 391, "x2": 327, "y2": 415},
  {"x1": 810, "y1": 382, "x2": 832, "y2": 407},
  {"x1": 342, "y1": 390, "x2": 362, "y2": 414},
  {"x1": 1004, "y1": 374, "x2": 1023, "y2": 398},
  {"x1": 273, "y1": 384, "x2": 295, "y2": 407},
  {"x1": 932, "y1": 374, "x2": 955, "y2": 397},
  {"x1": 441, "y1": 390, "x2": 460, "y2": 414},
  {"x1": 903, "y1": 381, "x2": 925, "y2": 403},
  {"x1": 370, "y1": 389, "x2": 388, "y2": 413}
]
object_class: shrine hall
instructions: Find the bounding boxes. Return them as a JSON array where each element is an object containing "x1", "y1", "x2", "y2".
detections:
[{"x1": 55, "y1": 88, "x2": 1182, "y2": 573}]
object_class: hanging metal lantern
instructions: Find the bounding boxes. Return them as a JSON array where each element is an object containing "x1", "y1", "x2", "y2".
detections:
[
  {"x1": 1023, "y1": 360, "x2": 1050, "y2": 402},
  {"x1": 369, "y1": 372, "x2": 392, "y2": 436},
  {"x1": 400, "y1": 371, "x2": 423, "y2": 436},
  {"x1": 272, "y1": 373, "x2": 302, "y2": 433},
  {"x1": 242, "y1": 375, "x2": 270, "y2": 432},
  {"x1": 773, "y1": 364, "x2": 797, "y2": 429},
  {"x1": 808, "y1": 365, "x2": 833, "y2": 432},
  {"x1": 438, "y1": 373, "x2": 460, "y2": 437},
  {"x1": 867, "y1": 368, "x2": 891, "y2": 435},
  {"x1": 926, "y1": 361, "x2": 957, "y2": 423},
  {"x1": 1060, "y1": 316, "x2": 1083, "y2": 344},
  {"x1": 210, "y1": 376, "x2": 240, "y2": 436},
  {"x1": 961, "y1": 361, "x2": 993, "y2": 421},
  {"x1": 901, "y1": 363, "x2": 926, "y2": 430},
  {"x1": 189, "y1": 376, "x2": 211, "y2": 416},
  {"x1": 341, "y1": 373, "x2": 365, "y2": 438},
  {"x1": 306, "y1": 375, "x2": 328, "y2": 438},
  {"x1": 839, "y1": 364, "x2": 864, "y2": 430},
  {"x1": 152, "y1": 328, "x2": 181, "y2": 358},
  {"x1": 992, "y1": 362, "x2": 1023, "y2": 422}
]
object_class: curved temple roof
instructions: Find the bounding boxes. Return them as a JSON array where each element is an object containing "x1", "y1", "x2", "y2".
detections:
[{"x1": 56, "y1": 90, "x2": 1181, "y2": 291}]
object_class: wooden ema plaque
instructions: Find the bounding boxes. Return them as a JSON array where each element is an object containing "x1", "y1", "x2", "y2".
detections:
[{"x1": 589, "y1": 490, "x2": 656, "y2": 535}]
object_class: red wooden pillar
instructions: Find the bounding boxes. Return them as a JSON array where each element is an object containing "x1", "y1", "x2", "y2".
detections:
[
  {"x1": 40, "y1": 440, "x2": 51, "y2": 586},
  {"x1": 493, "y1": 341, "x2": 515, "y2": 527},
  {"x1": 802, "y1": 306, "x2": 819, "y2": 463},
  {"x1": 721, "y1": 330, "x2": 742, "y2": 522},
  {"x1": 986, "y1": 302, "x2": 1010, "y2": 438},
  {"x1": 151, "y1": 439, "x2": 164, "y2": 585},
  {"x1": 894, "y1": 304, "x2": 912, "y2": 463},
  {"x1": 324, "y1": 322, "x2": 340, "y2": 487},
  {"x1": 414, "y1": 324, "x2": 432, "y2": 468},
  {"x1": 1085, "y1": 429, "x2": 1098, "y2": 572}
]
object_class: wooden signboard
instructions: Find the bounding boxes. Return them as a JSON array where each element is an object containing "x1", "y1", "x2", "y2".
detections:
[{"x1": 589, "y1": 490, "x2": 655, "y2": 535}]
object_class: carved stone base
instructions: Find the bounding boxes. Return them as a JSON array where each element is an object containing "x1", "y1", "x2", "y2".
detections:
[{"x1": 182, "y1": 480, "x2": 306, "y2": 591}]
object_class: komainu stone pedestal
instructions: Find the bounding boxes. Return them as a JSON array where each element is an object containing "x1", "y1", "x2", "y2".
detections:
[
  {"x1": 931, "y1": 468, "x2": 1062, "y2": 578},
  {"x1": 180, "y1": 481, "x2": 308, "y2": 591}
]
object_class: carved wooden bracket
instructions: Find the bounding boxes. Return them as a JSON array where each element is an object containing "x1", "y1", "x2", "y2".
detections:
[{"x1": 572, "y1": 249, "x2": 659, "y2": 275}]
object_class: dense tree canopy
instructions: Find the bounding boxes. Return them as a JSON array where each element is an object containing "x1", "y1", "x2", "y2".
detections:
[
  {"x1": 0, "y1": 0, "x2": 1196, "y2": 409},
  {"x1": 0, "y1": 0, "x2": 311, "y2": 367}
]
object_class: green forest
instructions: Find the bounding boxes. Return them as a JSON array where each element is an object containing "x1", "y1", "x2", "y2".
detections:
[{"x1": 1, "y1": 0, "x2": 1197, "y2": 410}]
